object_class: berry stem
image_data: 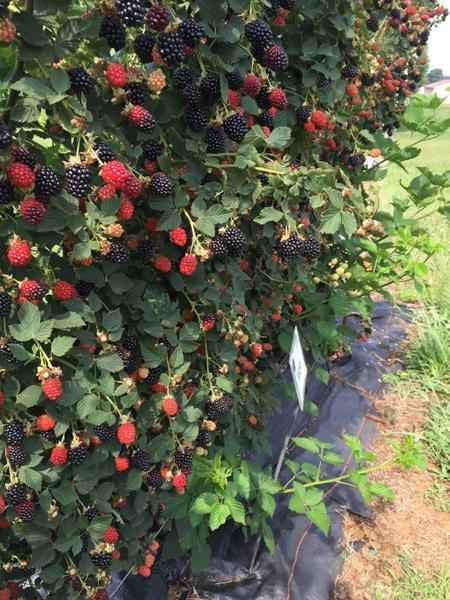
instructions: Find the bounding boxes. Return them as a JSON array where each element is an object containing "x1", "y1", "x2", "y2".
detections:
[
  {"x1": 182, "y1": 208, "x2": 199, "y2": 253},
  {"x1": 104, "y1": 395, "x2": 124, "y2": 419}
]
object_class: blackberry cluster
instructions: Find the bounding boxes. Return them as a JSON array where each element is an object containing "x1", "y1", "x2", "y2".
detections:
[
  {"x1": 131, "y1": 449, "x2": 151, "y2": 471},
  {"x1": 68, "y1": 444, "x2": 88, "y2": 465},
  {"x1": 0, "y1": 181, "x2": 14, "y2": 204},
  {"x1": 200, "y1": 73, "x2": 220, "y2": 106},
  {"x1": 150, "y1": 172, "x2": 174, "y2": 197},
  {"x1": 144, "y1": 365, "x2": 164, "y2": 385},
  {"x1": 278, "y1": 235, "x2": 304, "y2": 260},
  {"x1": 142, "y1": 139, "x2": 163, "y2": 161},
  {"x1": 12, "y1": 146, "x2": 37, "y2": 167},
  {"x1": 93, "y1": 424, "x2": 115, "y2": 442},
  {"x1": 8, "y1": 445, "x2": 27, "y2": 467},
  {"x1": 67, "y1": 67, "x2": 95, "y2": 95},
  {"x1": 0, "y1": 340, "x2": 17, "y2": 367},
  {"x1": 196, "y1": 430, "x2": 211, "y2": 449},
  {"x1": 134, "y1": 32, "x2": 156, "y2": 63},
  {"x1": 206, "y1": 395, "x2": 232, "y2": 420},
  {"x1": 158, "y1": 31, "x2": 185, "y2": 67},
  {"x1": 341, "y1": 64, "x2": 358, "y2": 79},
  {"x1": 226, "y1": 69, "x2": 244, "y2": 90},
  {"x1": 205, "y1": 127, "x2": 225, "y2": 153},
  {"x1": 174, "y1": 448, "x2": 193, "y2": 473},
  {"x1": 85, "y1": 506, "x2": 98, "y2": 522},
  {"x1": 296, "y1": 105, "x2": 312, "y2": 124},
  {"x1": 0, "y1": 292, "x2": 12, "y2": 317},
  {"x1": 99, "y1": 15, "x2": 126, "y2": 50},
  {"x1": 65, "y1": 164, "x2": 92, "y2": 199},
  {"x1": 146, "y1": 468, "x2": 163, "y2": 489},
  {"x1": 178, "y1": 19, "x2": 205, "y2": 47},
  {"x1": 173, "y1": 67, "x2": 195, "y2": 91},
  {"x1": 4, "y1": 420, "x2": 24, "y2": 445},
  {"x1": 125, "y1": 82, "x2": 150, "y2": 105},
  {"x1": 91, "y1": 552, "x2": 112, "y2": 569},
  {"x1": 146, "y1": 4, "x2": 170, "y2": 31},
  {"x1": 107, "y1": 242, "x2": 130, "y2": 264},
  {"x1": 116, "y1": 0, "x2": 146, "y2": 27},
  {"x1": 75, "y1": 280, "x2": 94, "y2": 297},
  {"x1": 300, "y1": 236, "x2": 321, "y2": 260},
  {"x1": 136, "y1": 239, "x2": 156, "y2": 261},
  {"x1": 94, "y1": 141, "x2": 116, "y2": 163},
  {"x1": 223, "y1": 226, "x2": 246, "y2": 256},
  {"x1": 5, "y1": 483, "x2": 27, "y2": 506},
  {"x1": 0, "y1": 125, "x2": 12, "y2": 149},
  {"x1": 223, "y1": 113, "x2": 249, "y2": 143},
  {"x1": 35, "y1": 166, "x2": 62, "y2": 197}
]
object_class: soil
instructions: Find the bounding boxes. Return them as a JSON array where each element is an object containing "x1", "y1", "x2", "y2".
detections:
[{"x1": 333, "y1": 381, "x2": 450, "y2": 599}]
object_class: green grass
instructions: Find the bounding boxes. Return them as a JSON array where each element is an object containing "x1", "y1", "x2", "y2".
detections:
[{"x1": 373, "y1": 560, "x2": 450, "y2": 600}]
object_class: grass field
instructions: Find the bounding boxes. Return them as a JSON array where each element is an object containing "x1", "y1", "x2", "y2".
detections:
[{"x1": 376, "y1": 102, "x2": 450, "y2": 598}]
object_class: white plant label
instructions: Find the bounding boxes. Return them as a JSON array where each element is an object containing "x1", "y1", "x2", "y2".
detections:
[{"x1": 289, "y1": 326, "x2": 307, "y2": 410}]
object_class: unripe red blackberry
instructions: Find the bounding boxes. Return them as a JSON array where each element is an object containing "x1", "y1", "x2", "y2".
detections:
[{"x1": 19, "y1": 197, "x2": 47, "y2": 225}]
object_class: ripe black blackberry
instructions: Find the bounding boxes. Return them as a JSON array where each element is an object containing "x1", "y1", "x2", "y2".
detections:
[
  {"x1": 174, "y1": 448, "x2": 193, "y2": 473},
  {"x1": 5, "y1": 483, "x2": 27, "y2": 506},
  {"x1": 150, "y1": 172, "x2": 174, "y2": 197},
  {"x1": 125, "y1": 82, "x2": 149, "y2": 105},
  {"x1": 200, "y1": 73, "x2": 220, "y2": 106},
  {"x1": 122, "y1": 335, "x2": 139, "y2": 353},
  {"x1": 144, "y1": 365, "x2": 164, "y2": 385},
  {"x1": 181, "y1": 81, "x2": 201, "y2": 105},
  {"x1": 99, "y1": 15, "x2": 126, "y2": 51},
  {"x1": 366, "y1": 15, "x2": 379, "y2": 32},
  {"x1": 0, "y1": 292, "x2": 12, "y2": 317},
  {"x1": 205, "y1": 127, "x2": 225, "y2": 154},
  {"x1": 245, "y1": 19, "x2": 274, "y2": 50},
  {"x1": 196, "y1": 430, "x2": 211, "y2": 449},
  {"x1": 93, "y1": 424, "x2": 115, "y2": 443},
  {"x1": 205, "y1": 395, "x2": 232, "y2": 420},
  {"x1": 75, "y1": 280, "x2": 94, "y2": 297},
  {"x1": 0, "y1": 340, "x2": 17, "y2": 367},
  {"x1": 0, "y1": 125, "x2": 12, "y2": 149},
  {"x1": 280, "y1": 0, "x2": 296, "y2": 7},
  {"x1": 146, "y1": 467, "x2": 163, "y2": 489},
  {"x1": 278, "y1": 234, "x2": 303, "y2": 260},
  {"x1": 12, "y1": 146, "x2": 37, "y2": 168},
  {"x1": 65, "y1": 164, "x2": 92, "y2": 199},
  {"x1": 223, "y1": 113, "x2": 249, "y2": 143},
  {"x1": 134, "y1": 32, "x2": 156, "y2": 63},
  {"x1": 361, "y1": 73, "x2": 375, "y2": 86},
  {"x1": 317, "y1": 76, "x2": 330, "y2": 89},
  {"x1": 347, "y1": 153, "x2": 365, "y2": 168},
  {"x1": 146, "y1": 4, "x2": 170, "y2": 31},
  {"x1": 158, "y1": 31, "x2": 185, "y2": 67},
  {"x1": 14, "y1": 500, "x2": 35, "y2": 522},
  {"x1": 263, "y1": 44, "x2": 288, "y2": 71},
  {"x1": 341, "y1": 64, "x2": 358, "y2": 79},
  {"x1": 91, "y1": 552, "x2": 112, "y2": 569},
  {"x1": 257, "y1": 174, "x2": 269, "y2": 186},
  {"x1": 301, "y1": 236, "x2": 321, "y2": 260},
  {"x1": 257, "y1": 110, "x2": 274, "y2": 128},
  {"x1": 226, "y1": 69, "x2": 244, "y2": 90},
  {"x1": 116, "y1": 0, "x2": 146, "y2": 27},
  {"x1": 85, "y1": 506, "x2": 98, "y2": 522},
  {"x1": 117, "y1": 348, "x2": 139, "y2": 374},
  {"x1": 296, "y1": 105, "x2": 312, "y2": 124},
  {"x1": 255, "y1": 86, "x2": 271, "y2": 110},
  {"x1": 94, "y1": 141, "x2": 116, "y2": 163},
  {"x1": 223, "y1": 226, "x2": 246, "y2": 256},
  {"x1": 0, "y1": 0, "x2": 9, "y2": 14},
  {"x1": 142, "y1": 139, "x2": 163, "y2": 161},
  {"x1": 7, "y1": 444, "x2": 28, "y2": 467},
  {"x1": 131, "y1": 448, "x2": 151, "y2": 471},
  {"x1": 173, "y1": 66, "x2": 195, "y2": 91},
  {"x1": 136, "y1": 239, "x2": 156, "y2": 261},
  {"x1": 68, "y1": 444, "x2": 88, "y2": 465},
  {"x1": 68, "y1": 67, "x2": 95, "y2": 95},
  {"x1": 107, "y1": 242, "x2": 130, "y2": 264},
  {"x1": 40, "y1": 429, "x2": 56, "y2": 443},
  {"x1": 0, "y1": 181, "x2": 14, "y2": 204},
  {"x1": 178, "y1": 19, "x2": 205, "y2": 47},
  {"x1": 35, "y1": 166, "x2": 62, "y2": 197},
  {"x1": 4, "y1": 420, "x2": 25, "y2": 445},
  {"x1": 185, "y1": 105, "x2": 209, "y2": 132},
  {"x1": 390, "y1": 8, "x2": 401, "y2": 19}
]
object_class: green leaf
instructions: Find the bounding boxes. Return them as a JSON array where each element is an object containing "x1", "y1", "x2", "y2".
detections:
[
  {"x1": 292, "y1": 437, "x2": 320, "y2": 453},
  {"x1": 260, "y1": 492, "x2": 276, "y2": 517},
  {"x1": 267, "y1": 127, "x2": 291, "y2": 149},
  {"x1": 50, "y1": 69, "x2": 70, "y2": 94},
  {"x1": 17, "y1": 385, "x2": 42, "y2": 408},
  {"x1": 262, "y1": 519, "x2": 275, "y2": 553},
  {"x1": 192, "y1": 493, "x2": 218, "y2": 515},
  {"x1": 19, "y1": 467, "x2": 43, "y2": 492},
  {"x1": 209, "y1": 503, "x2": 230, "y2": 531},
  {"x1": 54, "y1": 312, "x2": 85, "y2": 329},
  {"x1": 77, "y1": 395, "x2": 98, "y2": 420},
  {"x1": 235, "y1": 463, "x2": 251, "y2": 500},
  {"x1": 35, "y1": 320, "x2": 54, "y2": 342},
  {"x1": 254, "y1": 207, "x2": 284, "y2": 225},
  {"x1": 102, "y1": 309, "x2": 122, "y2": 332},
  {"x1": 225, "y1": 497, "x2": 246, "y2": 525},
  {"x1": 342, "y1": 212, "x2": 357, "y2": 236},
  {"x1": 127, "y1": 470, "x2": 143, "y2": 491},
  {"x1": 241, "y1": 95, "x2": 259, "y2": 116},
  {"x1": 95, "y1": 353, "x2": 124, "y2": 372},
  {"x1": 10, "y1": 77, "x2": 53, "y2": 99},
  {"x1": 369, "y1": 482, "x2": 395, "y2": 501},
  {"x1": 307, "y1": 502, "x2": 330, "y2": 535},
  {"x1": 320, "y1": 211, "x2": 342, "y2": 234},
  {"x1": 170, "y1": 347, "x2": 184, "y2": 369},
  {"x1": 8, "y1": 343, "x2": 34, "y2": 362},
  {"x1": 289, "y1": 483, "x2": 307, "y2": 514},
  {"x1": 51, "y1": 336, "x2": 76, "y2": 357},
  {"x1": 109, "y1": 273, "x2": 133, "y2": 294},
  {"x1": 14, "y1": 12, "x2": 48, "y2": 47},
  {"x1": 216, "y1": 376, "x2": 233, "y2": 393}
]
